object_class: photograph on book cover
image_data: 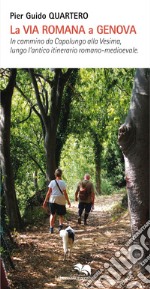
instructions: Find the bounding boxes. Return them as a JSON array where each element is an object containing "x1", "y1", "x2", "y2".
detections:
[{"x1": 0, "y1": 1, "x2": 149, "y2": 289}]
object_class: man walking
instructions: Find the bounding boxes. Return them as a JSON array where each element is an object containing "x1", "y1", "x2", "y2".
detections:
[{"x1": 75, "y1": 173, "x2": 95, "y2": 225}]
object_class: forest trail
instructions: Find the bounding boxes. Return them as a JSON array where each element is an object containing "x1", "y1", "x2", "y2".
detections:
[{"x1": 8, "y1": 194, "x2": 133, "y2": 289}]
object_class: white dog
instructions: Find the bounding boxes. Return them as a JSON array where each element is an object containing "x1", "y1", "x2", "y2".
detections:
[{"x1": 60, "y1": 226, "x2": 75, "y2": 260}]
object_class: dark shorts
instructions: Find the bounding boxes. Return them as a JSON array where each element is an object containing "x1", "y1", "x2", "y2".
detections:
[
  {"x1": 78, "y1": 202, "x2": 92, "y2": 214},
  {"x1": 49, "y1": 203, "x2": 66, "y2": 216}
]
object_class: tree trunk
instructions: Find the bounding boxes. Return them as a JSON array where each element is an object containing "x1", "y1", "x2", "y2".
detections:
[
  {"x1": 44, "y1": 69, "x2": 65, "y2": 181},
  {"x1": 45, "y1": 129, "x2": 57, "y2": 181},
  {"x1": 92, "y1": 131, "x2": 102, "y2": 194},
  {"x1": 55, "y1": 69, "x2": 78, "y2": 167},
  {"x1": 33, "y1": 170, "x2": 38, "y2": 191},
  {"x1": 29, "y1": 69, "x2": 76, "y2": 182},
  {"x1": 1, "y1": 69, "x2": 22, "y2": 229},
  {"x1": 118, "y1": 69, "x2": 149, "y2": 269},
  {"x1": 95, "y1": 163, "x2": 101, "y2": 194}
]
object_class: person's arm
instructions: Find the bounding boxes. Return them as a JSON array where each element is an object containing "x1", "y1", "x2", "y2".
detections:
[
  {"x1": 75, "y1": 185, "x2": 79, "y2": 201},
  {"x1": 63, "y1": 189, "x2": 71, "y2": 207},
  {"x1": 43, "y1": 187, "x2": 52, "y2": 208},
  {"x1": 91, "y1": 191, "x2": 95, "y2": 205}
]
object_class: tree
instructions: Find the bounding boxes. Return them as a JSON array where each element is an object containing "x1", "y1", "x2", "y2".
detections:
[
  {"x1": 70, "y1": 68, "x2": 133, "y2": 193},
  {"x1": 55, "y1": 69, "x2": 79, "y2": 166},
  {"x1": 16, "y1": 68, "x2": 78, "y2": 181},
  {"x1": 0, "y1": 69, "x2": 22, "y2": 229},
  {"x1": 90, "y1": 130, "x2": 103, "y2": 193},
  {"x1": 118, "y1": 69, "x2": 149, "y2": 266}
]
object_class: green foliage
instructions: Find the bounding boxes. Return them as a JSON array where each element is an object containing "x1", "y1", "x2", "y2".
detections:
[
  {"x1": 11, "y1": 76, "x2": 47, "y2": 215},
  {"x1": 0, "y1": 69, "x2": 12, "y2": 89},
  {"x1": 101, "y1": 177, "x2": 115, "y2": 195},
  {"x1": 1, "y1": 68, "x2": 135, "y2": 219},
  {"x1": 60, "y1": 133, "x2": 95, "y2": 198},
  {"x1": 67, "y1": 68, "x2": 134, "y2": 190},
  {"x1": 102, "y1": 141, "x2": 126, "y2": 187}
]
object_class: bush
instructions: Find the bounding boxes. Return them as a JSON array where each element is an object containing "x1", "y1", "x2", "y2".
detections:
[
  {"x1": 23, "y1": 206, "x2": 48, "y2": 225},
  {"x1": 101, "y1": 178, "x2": 115, "y2": 195}
]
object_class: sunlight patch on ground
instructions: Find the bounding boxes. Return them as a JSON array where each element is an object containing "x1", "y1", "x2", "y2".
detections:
[
  {"x1": 104, "y1": 230, "x2": 112, "y2": 237},
  {"x1": 44, "y1": 283, "x2": 57, "y2": 287},
  {"x1": 93, "y1": 194, "x2": 124, "y2": 212}
]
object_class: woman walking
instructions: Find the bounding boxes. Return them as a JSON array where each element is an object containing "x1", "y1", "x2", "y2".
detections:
[{"x1": 43, "y1": 168, "x2": 71, "y2": 233}]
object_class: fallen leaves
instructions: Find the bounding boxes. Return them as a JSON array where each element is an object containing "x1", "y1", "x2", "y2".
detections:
[{"x1": 7, "y1": 195, "x2": 132, "y2": 289}]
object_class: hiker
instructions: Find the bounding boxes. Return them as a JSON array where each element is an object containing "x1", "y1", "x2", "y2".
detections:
[
  {"x1": 75, "y1": 173, "x2": 95, "y2": 225},
  {"x1": 43, "y1": 168, "x2": 71, "y2": 233}
]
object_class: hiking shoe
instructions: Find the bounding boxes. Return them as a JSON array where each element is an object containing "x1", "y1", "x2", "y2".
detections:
[
  {"x1": 49, "y1": 227, "x2": 54, "y2": 233},
  {"x1": 58, "y1": 224, "x2": 63, "y2": 231},
  {"x1": 78, "y1": 217, "x2": 81, "y2": 224}
]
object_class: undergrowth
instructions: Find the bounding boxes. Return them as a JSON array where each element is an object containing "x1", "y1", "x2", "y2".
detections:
[
  {"x1": 111, "y1": 203, "x2": 127, "y2": 221},
  {"x1": 111, "y1": 193, "x2": 128, "y2": 221}
]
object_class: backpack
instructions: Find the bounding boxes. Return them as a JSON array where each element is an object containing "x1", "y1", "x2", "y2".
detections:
[{"x1": 79, "y1": 188, "x2": 89, "y2": 201}]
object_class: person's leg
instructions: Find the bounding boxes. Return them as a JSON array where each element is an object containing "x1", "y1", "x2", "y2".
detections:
[
  {"x1": 84, "y1": 203, "x2": 92, "y2": 225},
  {"x1": 78, "y1": 202, "x2": 85, "y2": 224},
  {"x1": 49, "y1": 203, "x2": 56, "y2": 233},
  {"x1": 50, "y1": 213, "x2": 56, "y2": 227},
  {"x1": 58, "y1": 215, "x2": 64, "y2": 230},
  {"x1": 49, "y1": 214, "x2": 56, "y2": 233},
  {"x1": 57, "y1": 204, "x2": 66, "y2": 230},
  {"x1": 84, "y1": 212, "x2": 89, "y2": 225}
]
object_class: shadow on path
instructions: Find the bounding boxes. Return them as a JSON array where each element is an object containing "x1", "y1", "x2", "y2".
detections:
[{"x1": 8, "y1": 194, "x2": 132, "y2": 289}]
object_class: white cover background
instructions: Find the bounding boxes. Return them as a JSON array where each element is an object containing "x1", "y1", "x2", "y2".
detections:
[{"x1": 0, "y1": 0, "x2": 150, "y2": 68}]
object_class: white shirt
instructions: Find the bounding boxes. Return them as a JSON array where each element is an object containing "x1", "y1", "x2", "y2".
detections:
[{"x1": 48, "y1": 179, "x2": 66, "y2": 202}]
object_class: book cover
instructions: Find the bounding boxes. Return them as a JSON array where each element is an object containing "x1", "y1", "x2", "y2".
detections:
[{"x1": 0, "y1": 1, "x2": 149, "y2": 289}]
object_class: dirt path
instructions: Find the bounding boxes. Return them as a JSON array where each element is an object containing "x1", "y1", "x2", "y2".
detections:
[{"x1": 7, "y1": 194, "x2": 134, "y2": 289}]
